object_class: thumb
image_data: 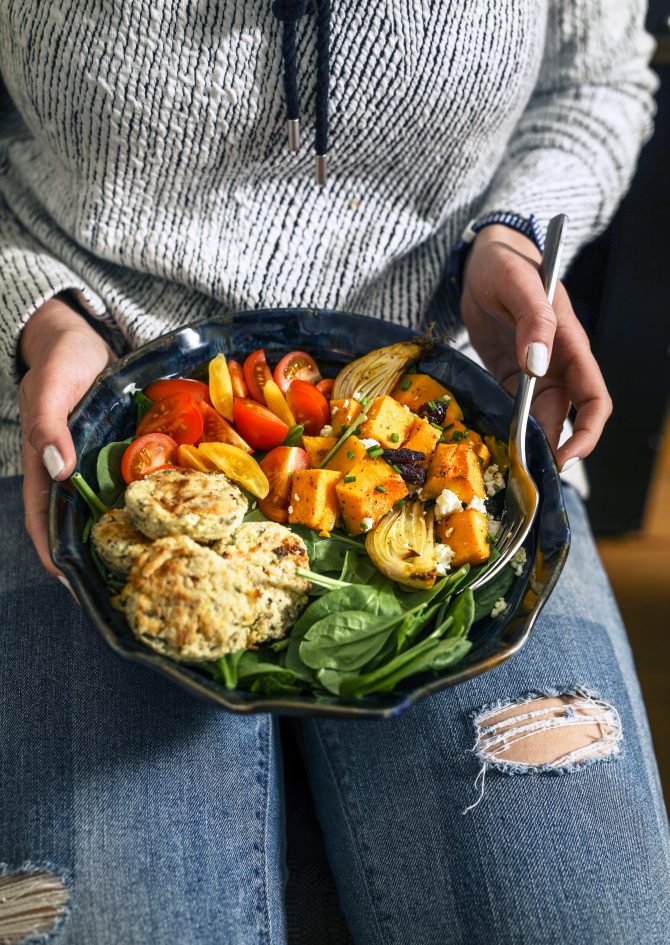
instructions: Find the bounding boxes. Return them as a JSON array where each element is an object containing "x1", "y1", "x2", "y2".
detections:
[
  {"x1": 497, "y1": 258, "x2": 558, "y2": 379},
  {"x1": 19, "y1": 364, "x2": 80, "y2": 482}
]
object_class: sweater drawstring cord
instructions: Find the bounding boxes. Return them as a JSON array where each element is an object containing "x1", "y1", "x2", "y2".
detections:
[{"x1": 271, "y1": 0, "x2": 330, "y2": 185}]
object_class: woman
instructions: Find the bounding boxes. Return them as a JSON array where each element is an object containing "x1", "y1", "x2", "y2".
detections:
[{"x1": 1, "y1": 2, "x2": 668, "y2": 943}]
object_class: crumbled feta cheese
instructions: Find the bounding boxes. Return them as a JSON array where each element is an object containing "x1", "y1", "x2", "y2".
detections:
[
  {"x1": 438, "y1": 394, "x2": 451, "y2": 404},
  {"x1": 287, "y1": 505, "x2": 294, "y2": 515},
  {"x1": 359, "y1": 437, "x2": 380, "y2": 449},
  {"x1": 469, "y1": 496, "x2": 487, "y2": 514},
  {"x1": 402, "y1": 404, "x2": 412, "y2": 411},
  {"x1": 343, "y1": 399, "x2": 350, "y2": 409},
  {"x1": 251, "y1": 501, "x2": 257, "y2": 510},
  {"x1": 435, "y1": 488, "x2": 463, "y2": 520},
  {"x1": 483, "y1": 463, "x2": 505, "y2": 497},
  {"x1": 360, "y1": 517, "x2": 374, "y2": 531},
  {"x1": 490, "y1": 597, "x2": 508, "y2": 618},
  {"x1": 353, "y1": 390, "x2": 362, "y2": 400},
  {"x1": 486, "y1": 514, "x2": 501, "y2": 538},
  {"x1": 435, "y1": 542, "x2": 455, "y2": 575},
  {"x1": 510, "y1": 547, "x2": 527, "y2": 576},
  {"x1": 320, "y1": 424, "x2": 333, "y2": 437},
  {"x1": 293, "y1": 494, "x2": 300, "y2": 502}
]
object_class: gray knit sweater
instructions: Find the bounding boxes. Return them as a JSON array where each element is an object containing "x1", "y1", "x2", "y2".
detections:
[{"x1": 0, "y1": 0, "x2": 657, "y2": 475}]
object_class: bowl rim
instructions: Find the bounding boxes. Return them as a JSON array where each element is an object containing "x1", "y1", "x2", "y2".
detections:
[{"x1": 49, "y1": 307, "x2": 571, "y2": 719}]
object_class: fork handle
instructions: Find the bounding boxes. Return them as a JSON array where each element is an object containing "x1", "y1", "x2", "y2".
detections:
[{"x1": 510, "y1": 214, "x2": 568, "y2": 467}]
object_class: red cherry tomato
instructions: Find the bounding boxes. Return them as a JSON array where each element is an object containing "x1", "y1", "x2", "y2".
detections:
[
  {"x1": 233, "y1": 398, "x2": 289, "y2": 450},
  {"x1": 228, "y1": 360, "x2": 249, "y2": 399},
  {"x1": 198, "y1": 401, "x2": 253, "y2": 453},
  {"x1": 286, "y1": 379, "x2": 330, "y2": 435},
  {"x1": 258, "y1": 446, "x2": 311, "y2": 522},
  {"x1": 315, "y1": 378, "x2": 334, "y2": 398},
  {"x1": 120, "y1": 433, "x2": 179, "y2": 484},
  {"x1": 144, "y1": 377, "x2": 211, "y2": 405},
  {"x1": 243, "y1": 349, "x2": 273, "y2": 403},
  {"x1": 136, "y1": 393, "x2": 204, "y2": 445},
  {"x1": 273, "y1": 351, "x2": 322, "y2": 394}
]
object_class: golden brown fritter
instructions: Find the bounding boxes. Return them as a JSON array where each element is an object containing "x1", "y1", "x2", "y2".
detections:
[
  {"x1": 113, "y1": 534, "x2": 255, "y2": 661},
  {"x1": 91, "y1": 508, "x2": 154, "y2": 577},
  {"x1": 125, "y1": 468, "x2": 247, "y2": 542},
  {"x1": 213, "y1": 521, "x2": 310, "y2": 645}
]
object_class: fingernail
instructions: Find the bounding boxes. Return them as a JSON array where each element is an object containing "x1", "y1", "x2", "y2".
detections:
[
  {"x1": 526, "y1": 342, "x2": 548, "y2": 377},
  {"x1": 561, "y1": 456, "x2": 580, "y2": 473},
  {"x1": 57, "y1": 574, "x2": 80, "y2": 605},
  {"x1": 42, "y1": 444, "x2": 65, "y2": 479}
]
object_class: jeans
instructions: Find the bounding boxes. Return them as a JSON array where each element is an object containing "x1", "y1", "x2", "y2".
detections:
[{"x1": 0, "y1": 474, "x2": 668, "y2": 945}]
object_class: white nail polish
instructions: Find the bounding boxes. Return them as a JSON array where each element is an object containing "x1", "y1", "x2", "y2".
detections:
[
  {"x1": 526, "y1": 342, "x2": 549, "y2": 377},
  {"x1": 57, "y1": 574, "x2": 79, "y2": 604},
  {"x1": 561, "y1": 456, "x2": 580, "y2": 473},
  {"x1": 42, "y1": 444, "x2": 65, "y2": 479}
]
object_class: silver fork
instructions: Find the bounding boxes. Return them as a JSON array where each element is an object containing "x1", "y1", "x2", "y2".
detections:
[{"x1": 467, "y1": 212, "x2": 568, "y2": 593}]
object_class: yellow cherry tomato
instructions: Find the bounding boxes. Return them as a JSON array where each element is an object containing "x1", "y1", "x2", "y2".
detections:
[
  {"x1": 176, "y1": 444, "x2": 217, "y2": 472},
  {"x1": 198, "y1": 443, "x2": 270, "y2": 500},
  {"x1": 208, "y1": 354, "x2": 234, "y2": 421},
  {"x1": 263, "y1": 377, "x2": 296, "y2": 428}
]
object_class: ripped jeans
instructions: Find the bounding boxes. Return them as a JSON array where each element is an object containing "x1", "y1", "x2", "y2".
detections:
[{"x1": 1, "y1": 476, "x2": 669, "y2": 945}]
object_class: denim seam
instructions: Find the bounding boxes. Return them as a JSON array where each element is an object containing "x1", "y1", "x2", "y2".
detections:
[
  {"x1": 468, "y1": 683, "x2": 623, "y2": 777},
  {"x1": 308, "y1": 720, "x2": 387, "y2": 945},
  {"x1": 259, "y1": 716, "x2": 272, "y2": 945},
  {"x1": 0, "y1": 861, "x2": 72, "y2": 945}
]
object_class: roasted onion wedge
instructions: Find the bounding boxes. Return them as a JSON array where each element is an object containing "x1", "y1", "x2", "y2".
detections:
[
  {"x1": 365, "y1": 500, "x2": 437, "y2": 590},
  {"x1": 332, "y1": 340, "x2": 429, "y2": 403}
]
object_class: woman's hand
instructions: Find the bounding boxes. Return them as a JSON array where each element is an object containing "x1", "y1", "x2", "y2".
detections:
[
  {"x1": 460, "y1": 224, "x2": 612, "y2": 470},
  {"x1": 19, "y1": 297, "x2": 116, "y2": 577}
]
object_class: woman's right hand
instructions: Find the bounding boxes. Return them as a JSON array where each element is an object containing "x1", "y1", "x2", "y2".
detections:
[{"x1": 18, "y1": 297, "x2": 116, "y2": 578}]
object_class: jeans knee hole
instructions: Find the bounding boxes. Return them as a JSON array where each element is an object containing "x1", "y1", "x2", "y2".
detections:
[{"x1": 0, "y1": 869, "x2": 70, "y2": 945}]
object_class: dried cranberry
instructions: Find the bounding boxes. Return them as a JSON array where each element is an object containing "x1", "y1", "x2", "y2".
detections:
[
  {"x1": 417, "y1": 400, "x2": 447, "y2": 426},
  {"x1": 381, "y1": 448, "x2": 425, "y2": 465},
  {"x1": 394, "y1": 463, "x2": 427, "y2": 486}
]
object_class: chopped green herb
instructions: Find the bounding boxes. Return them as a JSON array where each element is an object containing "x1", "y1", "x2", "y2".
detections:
[
  {"x1": 368, "y1": 447, "x2": 384, "y2": 458},
  {"x1": 346, "y1": 449, "x2": 355, "y2": 459},
  {"x1": 443, "y1": 423, "x2": 454, "y2": 431},
  {"x1": 435, "y1": 534, "x2": 443, "y2": 543},
  {"x1": 430, "y1": 422, "x2": 443, "y2": 431},
  {"x1": 427, "y1": 399, "x2": 437, "y2": 410},
  {"x1": 401, "y1": 378, "x2": 412, "y2": 391},
  {"x1": 344, "y1": 475, "x2": 357, "y2": 483},
  {"x1": 391, "y1": 464, "x2": 402, "y2": 475},
  {"x1": 393, "y1": 498, "x2": 406, "y2": 510},
  {"x1": 341, "y1": 424, "x2": 349, "y2": 433},
  {"x1": 375, "y1": 485, "x2": 386, "y2": 493},
  {"x1": 486, "y1": 533, "x2": 498, "y2": 545},
  {"x1": 452, "y1": 429, "x2": 468, "y2": 442},
  {"x1": 390, "y1": 432, "x2": 400, "y2": 443}
]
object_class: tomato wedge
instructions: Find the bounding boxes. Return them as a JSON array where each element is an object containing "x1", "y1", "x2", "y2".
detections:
[
  {"x1": 198, "y1": 443, "x2": 270, "y2": 500},
  {"x1": 198, "y1": 402, "x2": 253, "y2": 453},
  {"x1": 286, "y1": 379, "x2": 330, "y2": 436},
  {"x1": 315, "y1": 378, "x2": 334, "y2": 398},
  {"x1": 243, "y1": 349, "x2": 273, "y2": 403},
  {"x1": 273, "y1": 350, "x2": 322, "y2": 394},
  {"x1": 208, "y1": 353, "x2": 234, "y2": 421},
  {"x1": 228, "y1": 360, "x2": 248, "y2": 399},
  {"x1": 176, "y1": 444, "x2": 217, "y2": 472},
  {"x1": 137, "y1": 393, "x2": 204, "y2": 445},
  {"x1": 233, "y1": 398, "x2": 289, "y2": 450},
  {"x1": 258, "y1": 446, "x2": 310, "y2": 522},
  {"x1": 121, "y1": 433, "x2": 179, "y2": 484},
  {"x1": 144, "y1": 377, "x2": 211, "y2": 405}
]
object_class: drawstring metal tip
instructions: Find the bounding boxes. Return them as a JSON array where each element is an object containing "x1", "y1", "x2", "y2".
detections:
[
  {"x1": 315, "y1": 153, "x2": 327, "y2": 186},
  {"x1": 287, "y1": 119, "x2": 300, "y2": 152}
]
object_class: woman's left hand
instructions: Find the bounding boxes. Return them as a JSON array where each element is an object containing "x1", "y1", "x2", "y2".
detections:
[{"x1": 460, "y1": 224, "x2": 612, "y2": 471}]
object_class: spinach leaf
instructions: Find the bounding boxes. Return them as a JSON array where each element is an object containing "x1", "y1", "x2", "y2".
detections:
[
  {"x1": 400, "y1": 564, "x2": 470, "y2": 611},
  {"x1": 472, "y1": 565, "x2": 516, "y2": 623},
  {"x1": 282, "y1": 424, "x2": 305, "y2": 446},
  {"x1": 243, "y1": 507, "x2": 268, "y2": 523},
  {"x1": 134, "y1": 390, "x2": 154, "y2": 423},
  {"x1": 211, "y1": 649, "x2": 247, "y2": 688},
  {"x1": 248, "y1": 675, "x2": 303, "y2": 695},
  {"x1": 299, "y1": 609, "x2": 402, "y2": 672},
  {"x1": 438, "y1": 588, "x2": 475, "y2": 639},
  {"x1": 96, "y1": 437, "x2": 133, "y2": 506}
]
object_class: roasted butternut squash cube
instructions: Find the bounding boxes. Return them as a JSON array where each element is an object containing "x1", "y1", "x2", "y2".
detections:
[
  {"x1": 391, "y1": 374, "x2": 464, "y2": 420},
  {"x1": 358, "y1": 395, "x2": 414, "y2": 448},
  {"x1": 329, "y1": 399, "x2": 363, "y2": 435},
  {"x1": 441, "y1": 420, "x2": 490, "y2": 468},
  {"x1": 325, "y1": 435, "x2": 369, "y2": 475},
  {"x1": 335, "y1": 457, "x2": 408, "y2": 535},
  {"x1": 302, "y1": 435, "x2": 337, "y2": 468},
  {"x1": 288, "y1": 469, "x2": 342, "y2": 533},
  {"x1": 421, "y1": 442, "x2": 485, "y2": 503},
  {"x1": 436, "y1": 508, "x2": 490, "y2": 568},
  {"x1": 403, "y1": 415, "x2": 441, "y2": 465}
]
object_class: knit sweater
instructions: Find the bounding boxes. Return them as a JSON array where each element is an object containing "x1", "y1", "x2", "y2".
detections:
[{"x1": 0, "y1": 0, "x2": 657, "y2": 475}]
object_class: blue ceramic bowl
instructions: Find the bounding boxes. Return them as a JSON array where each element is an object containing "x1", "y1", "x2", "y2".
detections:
[{"x1": 49, "y1": 309, "x2": 570, "y2": 719}]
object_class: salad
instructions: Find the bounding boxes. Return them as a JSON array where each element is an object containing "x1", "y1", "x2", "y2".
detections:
[{"x1": 72, "y1": 339, "x2": 528, "y2": 699}]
